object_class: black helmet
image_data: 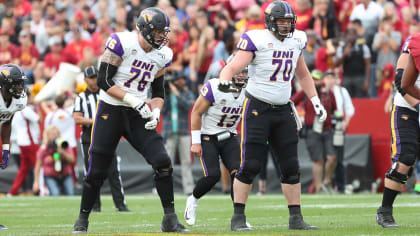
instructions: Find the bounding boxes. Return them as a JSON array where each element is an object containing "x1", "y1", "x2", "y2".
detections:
[
  {"x1": 136, "y1": 7, "x2": 170, "y2": 49},
  {"x1": 226, "y1": 54, "x2": 248, "y2": 88},
  {"x1": 264, "y1": 1, "x2": 296, "y2": 39},
  {"x1": 0, "y1": 64, "x2": 26, "y2": 99}
]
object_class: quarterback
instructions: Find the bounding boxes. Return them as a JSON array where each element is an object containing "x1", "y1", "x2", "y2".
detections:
[
  {"x1": 72, "y1": 7, "x2": 188, "y2": 233},
  {"x1": 218, "y1": 0, "x2": 325, "y2": 231}
]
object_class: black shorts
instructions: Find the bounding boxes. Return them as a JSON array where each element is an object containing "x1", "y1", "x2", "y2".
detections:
[
  {"x1": 199, "y1": 134, "x2": 241, "y2": 177},
  {"x1": 87, "y1": 100, "x2": 171, "y2": 173},
  {"x1": 390, "y1": 105, "x2": 420, "y2": 163},
  {"x1": 238, "y1": 93, "x2": 299, "y2": 177}
]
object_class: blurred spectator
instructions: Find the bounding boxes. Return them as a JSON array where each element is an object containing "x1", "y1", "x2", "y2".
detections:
[
  {"x1": 191, "y1": 26, "x2": 219, "y2": 88},
  {"x1": 1, "y1": 17, "x2": 18, "y2": 45},
  {"x1": 334, "y1": 28, "x2": 371, "y2": 98},
  {"x1": 75, "y1": 5, "x2": 97, "y2": 34},
  {"x1": 162, "y1": 72, "x2": 195, "y2": 195},
  {"x1": 64, "y1": 25, "x2": 94, "y2": 65},
  {"x1": 309, "y1": 0, "x2": 338, "y2": 40},
  {"x1": 8, "y1": 91, "x2": 40, "y2": 196},
  {"x1": 315, "y1": 38, "x2": 336, "y2": 73},
  {"x1": 323, "y1": 70, "x2": 355, "y2": 193},
  {"x1": 400, "y1": 4, "x2": 416, "y2": 42},
  {"x1": 206, "y1": 0, "x2": 234, "y2": 24},
  {"x1": 214, "y1": 13, "x2": 235, "y2": 41},
  {"x1": 64, "y1": 19, "x2": 91, "y2": 44},
  {"x1": 196, "y1": 11, "x2": 209, "y2": 31},
  {"x1": 382, "y1": 2, "x2": 402, "y2": 32},
  {"x1": 292, "y1": 70, "x2": 337, "y2": 194},
  {"x1": 183, "y1": 24, "x2": 200, "y2": 80},
  {"x1": 350, "y1": 0, "x2": 383, "y2": 44},
  {"x1": 372, "y1": 17, "x2": 401, "y2": 87},
  {"x1": 91, "y1": 16, "x2": 113, "y2": 56},
  {"x1": 114, "y1": 21, "x2": 128, "y2": 33},
  {"x1": 33, "y1": 125, "x2": 75, "y2": 196},
  {"x1": 0, "y1": 30, "x2": 18, "y2": 65},
  {"x1": 114, "y1": 7, "x2": 128, "y2": 30},
  {"x1": 295, "y1": 0, "x2": 312, "y2": 31},
  {"x1": 303, "y1": 30, "x2": 320, "y2": 72},
  {"x1": 377, "y1": 63, "x2": 394, "y2": 98},
  {"x1": 348, "y1": 19, "x2": 368, "y2": 43},
  {"x1": 126, "y1": 0, "x2": 143, "y2": 31},
  {"x1": 236, "y1": 4, "x2": 265, "y2": 33},
  {"x1": 13, "y1": 0, "x2": 32, "y2": 18},
  {"x1": 44, "y1": 2, "x2": 57, "y2": 21},
  {"x1": 229, "y1": 0, "x2": 255, "y2": 21},
  {"x1": 29, "y1": 8, "x2": 45, "y2": 36},
  {"x1": 338, "y1": 0, "x2": 355, "y2": 33},
  {"x1": 56, "y1": 7, "x2": 69, "y2": 31},
  {"x1": 175, "y1": 0, "x2": 188, "y2": 24},
  {"x1": 185, "y1": 4, "x2": 199, "y2": 29},
  {"x1": 78, "y1": 47, "x2": 98, "y2": 70},
  {"x1": 16, "y1": 30, "x2": 40, "y2": 85},
  {"x1": 43, "y1": 36, "x2": 66, "y2": 80},
  {"x1": 167, "y1": 16, "x2": 189, "y2": 72}
]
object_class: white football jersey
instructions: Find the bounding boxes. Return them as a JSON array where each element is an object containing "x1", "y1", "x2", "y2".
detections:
[
  {"x1": 238, "y1": 29, "x2": 307, "y2": 105},
  {"x1": 394, "y1": 36, "x2": 420, "y2": 111},
  {"x1": 99, "y1": 32, "x2": 173, "y2": 106},
  {"x1": 200, "y1": 79, "x2": 245, "y2": 135},
  {"x1": 0, "y1": 93, "x2": 27, "y2": 122}
]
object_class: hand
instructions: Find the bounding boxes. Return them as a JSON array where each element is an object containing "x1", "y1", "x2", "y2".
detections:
[
  {"x1": 32, "y1": 181, "x2": 39, "y2": 193},
  {"x1": 191, "y1": 144, "x2": 202, "y2": 157},
  {"x1": 310, "y1": 96, "x2": 327, "y2": 122},
  {"x1": 134, "y1": 101, "x2": 153, "y2": 119},
  {"x1": 218, "y1": 80, "x2": 238, "y2": 93},
  {"x1": 168, "y1": 82, "x2": 179, "y2": 96},
  {"x1": 145, "y1": 108, "x2": 160, "y2": 130},
  {"x1": 0, "y1": 150, "x2": 9, "y2": 169}
]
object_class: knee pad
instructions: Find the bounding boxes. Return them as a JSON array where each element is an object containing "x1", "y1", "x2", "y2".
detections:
[
  {"x1": 398, "y1": 154, "x2": 416, "y2": 166},
  {"x1": 154, "y1": 166, "x2": 173, "y2": 180},
  {"x1": 152, "y1": 152, "x2": 172, "y2": 170},
  {"x1": 281, "y1": 168, "x2": 300, "y2": 184},
  {"x1": 385, "y1": 162, "x2": 409, "y2": 184}
]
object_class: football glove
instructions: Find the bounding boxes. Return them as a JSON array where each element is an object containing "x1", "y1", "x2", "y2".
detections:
[
  {"x1": 310, "y1": 96, "x2": 327, "y2": 122},
  {"x1": 0, "y1": 150, "x2": 9, "y2": 169},
  {"x1": 145, "y1": 108, "x2": 160, "y2": 130},
  {"x1": 123, "y1": 93, "x2": 153, "y2": 119},
  {"x1": 218, "y1": 80, "x2": 239, "y2": 93}
]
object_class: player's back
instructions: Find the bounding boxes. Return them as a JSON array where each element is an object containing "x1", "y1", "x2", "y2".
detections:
[
  {"x1": 201, "y1": 78, "x2": 245, "y2": 135},
  {"x1": 239, "y1": 29, "x2": 307, "y2": 105},
  {"x1": 99, "y1": 31, "x2": 173, "y2": 106}
]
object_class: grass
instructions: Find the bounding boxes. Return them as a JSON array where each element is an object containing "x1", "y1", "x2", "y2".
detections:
[{"x1": 0, "y1": 193, "x2": 419, "y2": 235}]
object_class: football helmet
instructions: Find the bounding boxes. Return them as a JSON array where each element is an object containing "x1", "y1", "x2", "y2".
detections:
[
  {"x1": 136, "y1": 7, "x2": 171, "y2": 49},
  {"x1": 0, "y1": 64, "x2": 26, "y2": 99},
  {"x1": 226, "y1": 53, "x2": 248, "y2": 88},
  {"x1": 264, "y1": 1, "x2": 296, "y2": 39}
]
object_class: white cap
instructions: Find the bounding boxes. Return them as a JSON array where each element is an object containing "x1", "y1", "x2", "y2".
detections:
[{"x1": 48, "y1": 36, "x2": 61, "y2": 46}]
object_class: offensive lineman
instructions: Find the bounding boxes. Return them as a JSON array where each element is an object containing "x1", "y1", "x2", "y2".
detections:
[
  {"x1": 0, "y1": 63, "x2": 27, "y2": 230},
  {"x1": 184, "y1": 54, "x2": 247, "y2": 226},
  {"x1": 381, "y1": 33, "x2": 420, "y2": 228},
  {"x1": 218, "y1": 1, "x2": 325, "y2": 231},
  {"x1": 72, "y1": 8, "x2": 188, "y2": 233}
]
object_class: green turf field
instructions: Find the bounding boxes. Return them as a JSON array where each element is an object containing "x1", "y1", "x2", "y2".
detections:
[{"x1": 0, "y1": 193, "x2": 419, "y2": 235}]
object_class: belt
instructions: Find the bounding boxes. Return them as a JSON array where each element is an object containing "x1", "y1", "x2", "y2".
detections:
[
  {"x1": 202, "y1": 132, "x2": 235, "y2": 142},
  {"x1": 245, "y1": 92, "x2": 289, "y2": 109}
]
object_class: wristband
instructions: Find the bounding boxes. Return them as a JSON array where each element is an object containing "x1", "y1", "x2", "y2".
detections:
[
  {"x1": 310, "y1": 96, "x2": 321, "y2": 105},
  {"x1": 2, "y1": 144, "x2": 9, "y2": 151},
  {"x1": 191, "y1": 130, "x2": 201, "y2": 144},
  {"x1": 123, "y1": 93, "x2": 142, "y2": 108}
]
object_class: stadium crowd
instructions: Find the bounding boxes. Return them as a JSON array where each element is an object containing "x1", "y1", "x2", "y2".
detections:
[{"x1": 1, "y1": 0, "x2": 420, "y2": 196}]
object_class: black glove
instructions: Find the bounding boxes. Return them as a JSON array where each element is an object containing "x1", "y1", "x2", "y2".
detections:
[{"x1": 395, "y1": 68, "x2": 406, "y2": 96}]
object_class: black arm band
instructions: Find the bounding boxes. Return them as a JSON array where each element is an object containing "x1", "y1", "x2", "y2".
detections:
[
  {"x1": 394, "y1": 68, "x2": 406, "y2": 96},
  {"x1": 97, "y1": 62, "x2": 117, "y2": 91},
  {"x1": 151, "y1": 75, "x2": 165, "y2": 99}
]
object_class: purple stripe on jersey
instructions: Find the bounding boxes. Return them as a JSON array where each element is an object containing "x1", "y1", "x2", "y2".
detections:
[
  {"x1": 106, "y1": 34, "x2": 124, "y2": 58},
  {"x1": 393, "y1": 106, "x2": 401, "y2": 161},
  {"x1": 302, "y1": 42, "x2": 307, "y2": 50},
  {"x1": 238, "y1": 33, "x2": 258, "y2": 52},
  {"x1": 402, "y1": 37, "x2": 411, "y2": 54},
  {"x1": 200, "y1": 81, "x2": 215, "y2": 104},
  {"x1": 282, "y1": 1, "x2": 289, "y2": 14},
  {"x1": 165, "y1": 60, "x2": 172, "y2": 68},
  {"x1": 239, "y1": 98, "x2": 250, "y2": 173},
  {"x1": 86, "y1": 100, "x2": 102, "y2": 177}
]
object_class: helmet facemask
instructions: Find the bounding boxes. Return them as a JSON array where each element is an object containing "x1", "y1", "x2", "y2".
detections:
[{"x1": 232, "y1": 67, "x2": 248, "y2": 88}]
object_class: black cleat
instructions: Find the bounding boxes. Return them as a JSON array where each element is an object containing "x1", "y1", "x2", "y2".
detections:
[
  {"x1": 376, "y1": 206, "x2": 399, "y2": 228},
  {"x1": 91, "y1": 207, "x2": 101, "y2": 212},
  {"x1": 117, "y1": 206, "x2": 130, "y2": 212},
  {"x1": 231, "y1": 214, "x2": 252, "y2": 231},
  {"x1": 161, "y1": 213, "x2": 190, "y2": 232},
  {"x1": 289, "y1": 214, "x2": 318, "y2": 230},
  {"x1": 72, "y1": 218, "x2": 89, "y2": 234}
]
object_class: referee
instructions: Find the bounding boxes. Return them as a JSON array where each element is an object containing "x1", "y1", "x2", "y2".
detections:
[{"x1": 73, "y1": 66, "x2": 129, "y2": 212}]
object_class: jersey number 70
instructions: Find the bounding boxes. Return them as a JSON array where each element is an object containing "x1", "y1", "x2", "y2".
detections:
[{"x1": 270, "y1": 59, "x2": 293, "y2": 81}]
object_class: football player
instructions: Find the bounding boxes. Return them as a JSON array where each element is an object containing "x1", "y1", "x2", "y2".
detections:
[
  {"x1": 184, "y1": 54, "x2": 247, "y2": 226},
  {"x1": 0, "y1": 63, "x2": 27, "y2": 230},
  {"x1": 379, "y1": 33, "x2": 420, "y2": 228},
  {"x1": 218, "y1": 1, "x2": 325, "y2": 231},
  {"x1": 72, "y1": 7, "x2": 188, "y2": 233}
]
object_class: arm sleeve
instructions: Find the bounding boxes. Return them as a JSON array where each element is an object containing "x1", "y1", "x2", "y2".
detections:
[
  {"x1": 151, "y1": 75, "x2": 165, "y2": 99},
  {"x1": 97, "y1": 62, "x2": 117, "y2": 91}
]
